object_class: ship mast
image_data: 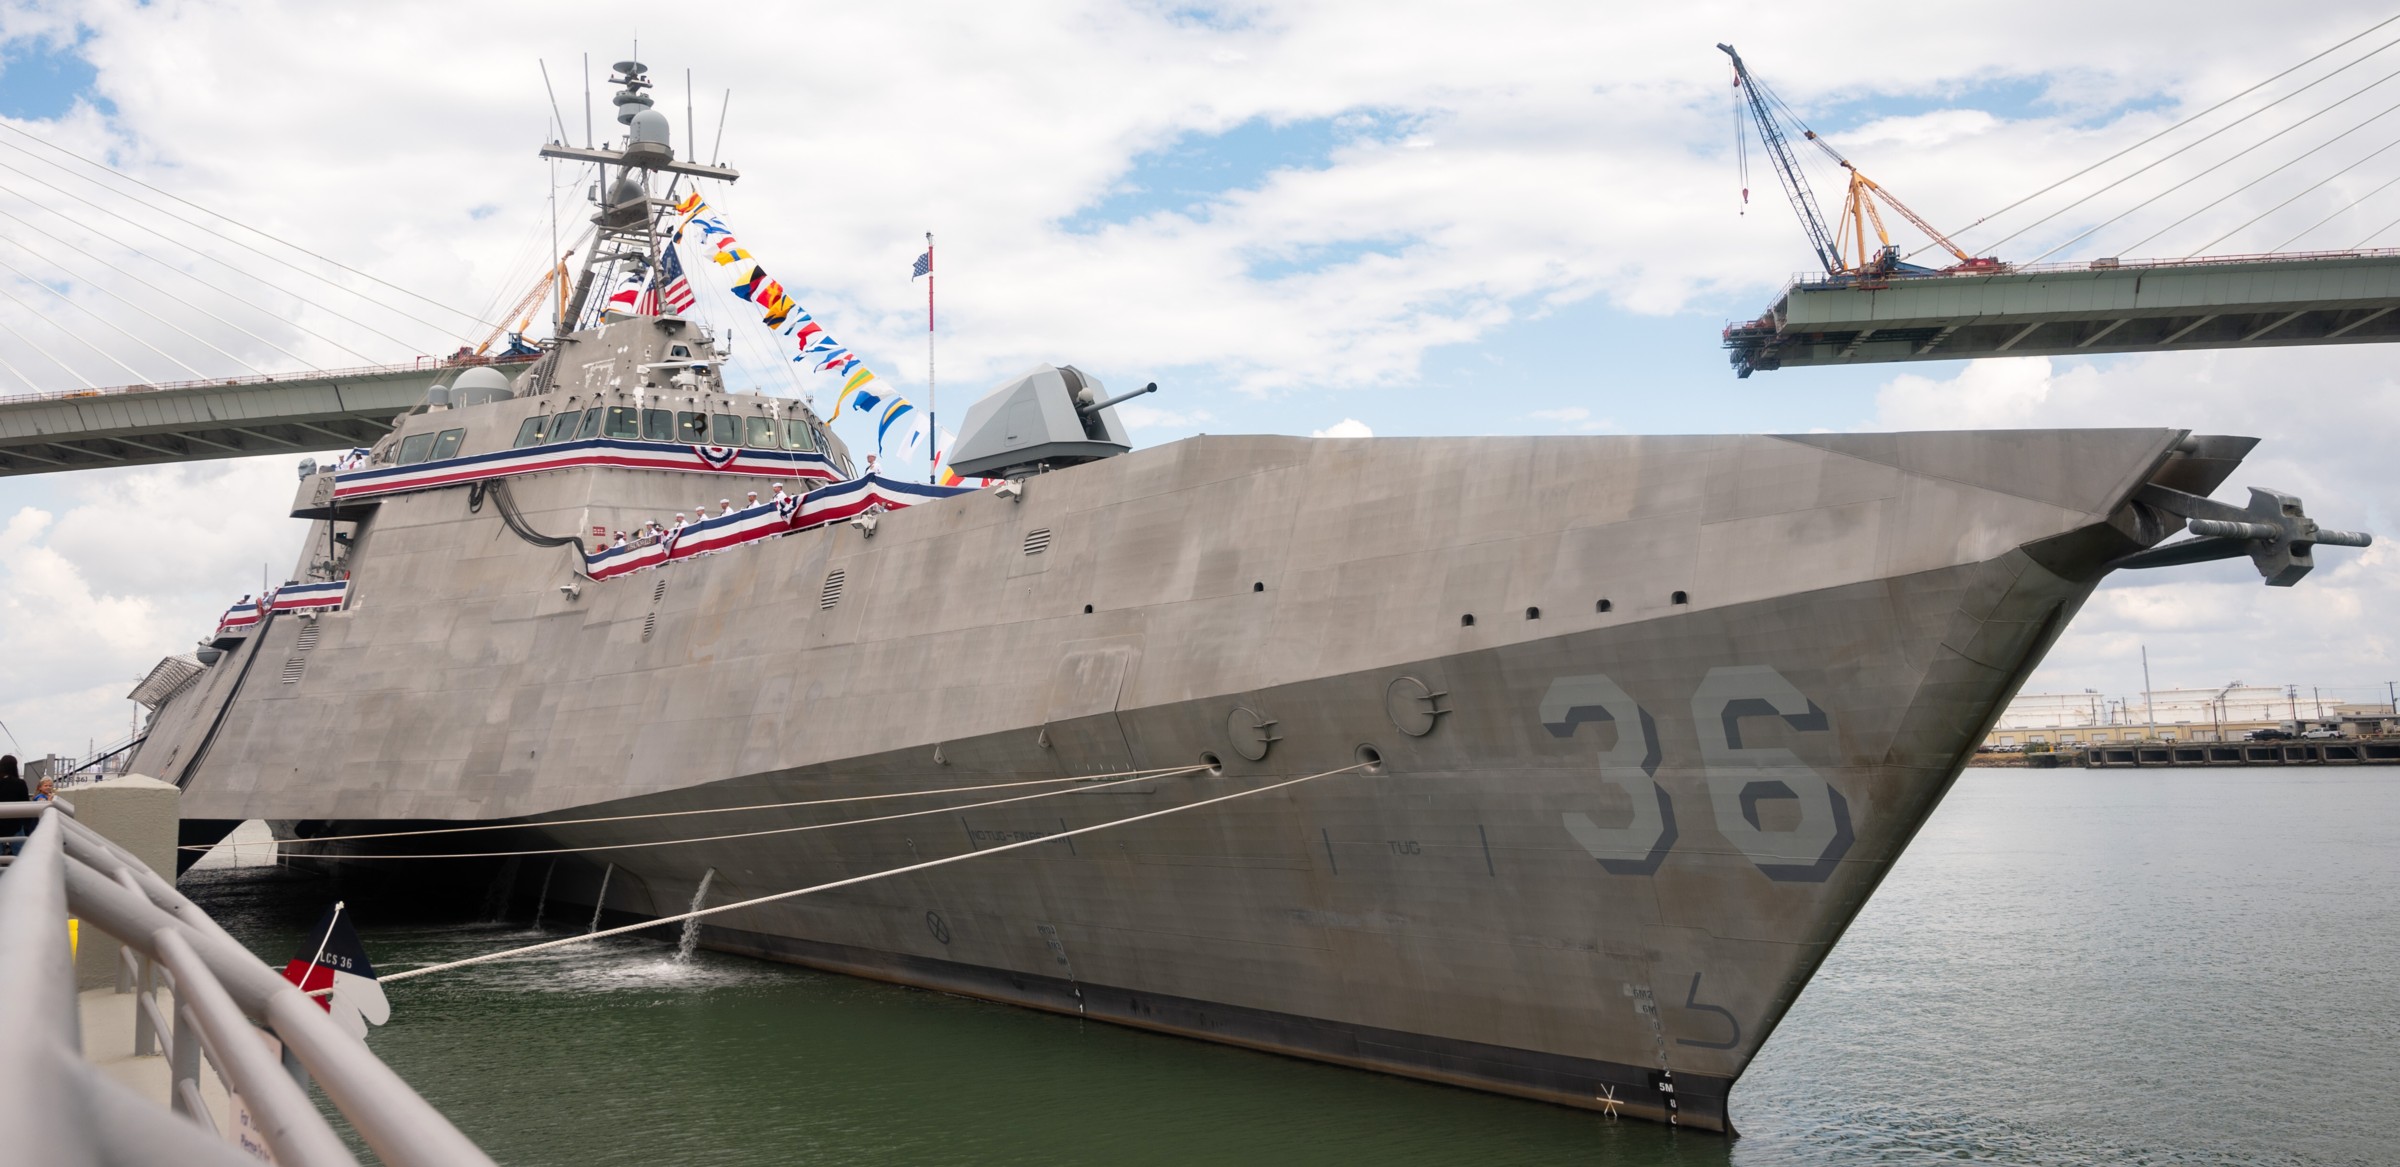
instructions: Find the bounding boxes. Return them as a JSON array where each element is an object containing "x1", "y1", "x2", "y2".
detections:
[{"x1": 539, "y1": 59, "x2": 740, "y2": 332}]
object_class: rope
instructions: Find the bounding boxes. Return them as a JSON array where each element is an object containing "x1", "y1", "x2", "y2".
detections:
[
  {"x1": 274, "y1": 764, "x2": 1210, "y2": 861},
  {"x1": 179, "y1": 764, "x2": 1201, "y2": 849},
  {"x1": 366, "y1": 761, "x2": 1368, "y2": 989},
  {"x1": 2025, "y1": 60, "x2": 2400, "y2": 264},
  {"x1": 1922, "y1": 12, "x2": 2400, "y2": 259}
]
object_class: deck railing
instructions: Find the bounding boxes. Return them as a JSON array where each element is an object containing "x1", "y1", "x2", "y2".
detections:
[
  {"x1": 0, "y1": 803, "x2": 496, "y2": 1166},
  {"x1": 0, "y1": 353, "x2": 537, "y2": 409}
]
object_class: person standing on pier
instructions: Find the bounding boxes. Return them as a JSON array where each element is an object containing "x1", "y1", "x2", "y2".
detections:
[{"x1": 0, "y1": 755, "x2": 26, "y2": 855}]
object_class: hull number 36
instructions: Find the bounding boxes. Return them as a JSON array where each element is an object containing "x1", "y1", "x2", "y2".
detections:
[{"x1": 1541, "y1": 666, "x2": 1854, "y2": 883}]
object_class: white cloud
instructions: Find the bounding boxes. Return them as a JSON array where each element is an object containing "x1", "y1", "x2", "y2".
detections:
[
  {"x1": 4, "y1": 1, "x2": 2399, "y2": 746},
  {"x1": 1870, "y1": 346, "x2": 2398, "y2": 700},
  {"x1": 1529, "y1": 406, "x2": 1590, "y2": 422},
  {"x1": 1311, "y1": 418, "x2": 1373, "y2": 438}
]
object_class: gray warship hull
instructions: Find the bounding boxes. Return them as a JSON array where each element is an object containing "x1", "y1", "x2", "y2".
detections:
[{"x1": 135, "y1": 425, "x2": 2234, "y2": 1130}]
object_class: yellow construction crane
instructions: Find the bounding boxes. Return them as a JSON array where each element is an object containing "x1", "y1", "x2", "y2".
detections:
[
  {"x1": 1721, "y1": 43, "x2": 2000, "y2": 279},
  {"x1": 473, "y1": 249, "x2": 575, "y2": 356}
]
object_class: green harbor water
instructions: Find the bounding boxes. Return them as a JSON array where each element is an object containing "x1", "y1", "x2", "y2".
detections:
[{"x1": 182, "y1": 767, "x2": 2399, "y2": 1165}]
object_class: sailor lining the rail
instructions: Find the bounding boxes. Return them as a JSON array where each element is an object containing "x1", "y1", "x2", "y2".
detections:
[
  {"x1": 745, "y1": 491, "x2": 760, "y2": 509},
  {"x1": 718, "y1": 498, "x2": 733, "y2": 517},
  {"x1": 769, "y1": 483, "x2": 789, "y2": 507},
  {"x1": 611, "y1": 531, "x2": 627, "y2": 548}
]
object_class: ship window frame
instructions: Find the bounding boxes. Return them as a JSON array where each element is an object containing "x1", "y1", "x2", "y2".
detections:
[
  {"x1": 643, "y1": 408, "x2": 675, "y2": 442},
  {"x1": 428, "y1": 428, "x2": 466, "y2": 461},
  {"x1": 396, "y1": 431, "x2": 437, "y2": 464},
  {"x1": 709, "y1": 412, "x2": 742, "y2": 447},
  {"x1": 782, "y1": 418, "x2": 817, "y2": 452},
  {"x1": 543, "y1": 412, "x2": 583, "y2": 445},
  {"x1": 511, "y1": 416, "x2": 545, "y2": 448},
  {"x1": 574, "y1": 407, "x2": 605, "y2": 441},
  {"x1": 676, "y1": 411, "x2": 708, "y2": 443},
  {"x1": 604, "y1": 407, "x2": 641, "y2": 440},
  {"x1": 669, "y1": 344, "x2": 692, "y2": 358},
  {"x1": 745, "y1": 416, "x2": 778, "y2": 448}
]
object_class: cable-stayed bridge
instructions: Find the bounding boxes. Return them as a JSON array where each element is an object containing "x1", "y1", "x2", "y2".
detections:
[
  {"x1": 0, "y1": 357, "x2": 528, "y2": 477},
  {"x1": 1724, "y1": 249, "x2": 2400, "y2": 375}
]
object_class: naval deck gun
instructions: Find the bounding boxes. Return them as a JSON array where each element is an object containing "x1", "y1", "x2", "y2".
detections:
[{"x1": 947, "y1": 364, "x2": 1156, "y2": 480}]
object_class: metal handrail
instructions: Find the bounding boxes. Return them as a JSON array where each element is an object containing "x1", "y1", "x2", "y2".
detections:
[
  {"x1": 0, "y1": 805, "x2": 497, "y2": 1166},
  {"x1": 1735, "y1": 244, "x2": 2400, "y2": 319}
]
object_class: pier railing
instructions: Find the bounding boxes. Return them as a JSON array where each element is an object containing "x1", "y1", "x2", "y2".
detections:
[{"x1": 0, "y1": 803, "x2": 496, "y2": 1166}]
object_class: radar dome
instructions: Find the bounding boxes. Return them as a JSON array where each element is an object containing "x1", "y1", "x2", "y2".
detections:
[
  {"x1": 628, "y1": 108, "x2": 672, "y2": 153},
  {"x1": 450, "y1": 366, "x2": 516, "y2": 407}
]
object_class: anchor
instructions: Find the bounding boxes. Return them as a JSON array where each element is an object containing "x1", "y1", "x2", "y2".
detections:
[{"x1": 2112, "y1": 484, "x2": 2372, "y2": 587}]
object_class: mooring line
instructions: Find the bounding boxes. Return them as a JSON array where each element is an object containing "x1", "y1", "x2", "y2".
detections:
[
  {"x1": 178, "y1": 763, "x2": 1204, "y2": 851},
  {"x1": 280, "y1": 766, "x2": 1211, "y2": 861},
  {"x1": 362, "y1": 762, "x2": 1369, "y2": 990}
]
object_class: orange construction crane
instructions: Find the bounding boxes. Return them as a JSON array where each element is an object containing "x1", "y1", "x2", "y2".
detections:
[
  {"x1": 1721, "y1": 43, "x2": 2000, "y2": 279},
  {"x1": 473, "y1": 249, "x2": 575, "y2": 355}
]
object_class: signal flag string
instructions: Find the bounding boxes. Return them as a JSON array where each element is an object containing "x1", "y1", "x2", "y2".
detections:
[
  {"x1": 355, "y1": 761, "x2": 1372, "y2": 991},
  {"x1": 190, "y1": 762, "x2": 1213, "y2": 852}
]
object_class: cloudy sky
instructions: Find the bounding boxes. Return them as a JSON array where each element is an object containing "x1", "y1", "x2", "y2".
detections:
[{"x1": 0, "y1": 0, "x2": 2395, "y2": 760}]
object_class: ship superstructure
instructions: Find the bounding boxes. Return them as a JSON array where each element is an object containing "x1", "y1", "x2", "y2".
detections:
[{"x1": 126, "y1": 61, "x2": 2373, "y2": 1133}]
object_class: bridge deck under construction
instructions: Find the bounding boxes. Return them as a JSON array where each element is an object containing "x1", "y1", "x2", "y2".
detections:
[
  {"x1": 1725, "y1": 250, "x2": 2400, "y2": 375},
  {"x1": 0, "y1": 357, "x2": 529, "y2": 477}
]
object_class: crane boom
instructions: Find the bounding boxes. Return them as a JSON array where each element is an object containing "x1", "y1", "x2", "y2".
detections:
[
  {"x1": 473, "y1": 250, "x2": 574, "y2": 356},
  {"x1": 1720, "y1": 42, "x2": 1840, "y2": 277}
]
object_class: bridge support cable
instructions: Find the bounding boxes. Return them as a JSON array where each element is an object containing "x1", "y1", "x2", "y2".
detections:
[
  {"x1": 0, "y1": 184, "x2": 341, "y2": 369},
  {"x1": 2026, "y1": 63, "x2": 2400, "y2": 264},
  {"x1": 0, "y1": 122, "x2": 499, "y2": 336},
  {"x1": 363, "y1": 761, "x2": 1372, "y2": 990},
  {"x1": 2120, "y1": 97, "x2": 2400, "y2": 257},
  {"x1": 0, "y1": 250, "x2": 210, "y2": 379},
  {"x1": 1915, "y1": 11, "x2": 2400, "y2": 261},
  {"x1": 2272, "y1": 170, "x2": 2400, "y2": 249},
  {"x1": 0, "y1": 228, "x2": 270, "y2": 375}
]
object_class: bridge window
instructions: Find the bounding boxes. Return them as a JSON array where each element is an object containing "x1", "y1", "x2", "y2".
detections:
[
  {"x1": 676, "y1": 411, "x2": 707, "y2": 442},
  {"x1": 575, "y1": 407, "x2": 605, "y2": 440},
  {"x1": 710, "y1": 413, "x2": 742, "y2": 446},
  {"x1": 643, "y1": 408, "x2": 674, "y2": 442},
  {"x1": 511, "y1": 416, "x2": 545, "y2": 448},
  {"x1": 783, "y1": 418, "x2": 817, "y2": 451},
  {"x1": 745, "y1": 416, "x2": 777, "y2": 448},
  {"x1": 669, "y1": 344, "x2": 691, "y2": 358},
  {"x1": 604, "y1": 407, "x2": 640, "y2": 439},
  {"x1": 429, "y1": 428, "x2": 465, "y2": 461},
  {"x1": 396, "y1": 431, "x2": 436, "y2": 464},
  {"x1": 543, "y1": 412, "x2": 584, "y2": 444}
]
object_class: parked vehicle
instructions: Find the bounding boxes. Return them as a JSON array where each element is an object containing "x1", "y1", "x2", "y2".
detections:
[
  {"x1": 2300, "y1": 728, "x2": 2344, "y2": 740},
  {"x1": 2245, "y1": 728, "x2": 2296, "y2": 741}
]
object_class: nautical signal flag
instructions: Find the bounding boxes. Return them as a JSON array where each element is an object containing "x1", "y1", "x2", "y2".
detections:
[
  {"x1": 876, "y1": 397, "x2": 916, "y2": 453},
  {"x1": 281, "y1": 902, "x2": 390, "y2": 1041},
  {"x1": 912, "y1": 249, "x2": 932, "y2": 279}
]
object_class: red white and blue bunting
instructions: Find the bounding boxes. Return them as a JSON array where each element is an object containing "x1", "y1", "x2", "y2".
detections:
[
  {"x1": 332, "y1": 439, "x2": 844, "y2": 503},
  {"x1": 585, "y1": 474, "x2": 975, "y2": 581}
]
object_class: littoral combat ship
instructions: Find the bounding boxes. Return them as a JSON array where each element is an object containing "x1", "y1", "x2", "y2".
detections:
[{"x1": 126, "y1": 61, "x2": 2373, "y2": 1131}]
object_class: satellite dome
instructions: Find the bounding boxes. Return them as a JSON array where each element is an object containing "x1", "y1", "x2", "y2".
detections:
[
  {"x1": 628, "y1": 108, "x2": 672, "y2": 153},
  {"x1": 450, "y1": 366, "x2": 516, "y2": 407}
]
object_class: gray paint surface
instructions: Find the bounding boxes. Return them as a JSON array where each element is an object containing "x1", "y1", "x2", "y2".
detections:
[{"x1": 130, "y1": 318, "x2": 2243, "y2": 1128}]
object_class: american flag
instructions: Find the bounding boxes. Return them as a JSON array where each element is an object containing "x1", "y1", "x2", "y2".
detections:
[{"x1": 655, "y1": 245, "x2": 698, "y2": 314}]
